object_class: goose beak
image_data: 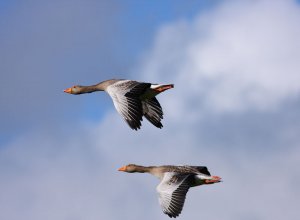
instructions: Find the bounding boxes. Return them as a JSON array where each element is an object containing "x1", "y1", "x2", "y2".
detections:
[
  {"x1": 64, "y1": 87, "x2": 72, "y2": 93},
  {"x1": 118, "y1": 166, "x2": 127, "y2": 172}
]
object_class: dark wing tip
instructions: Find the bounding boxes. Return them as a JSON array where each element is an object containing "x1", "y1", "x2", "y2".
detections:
[
  {"x1": 143, "y1": 115, "x2": 163, "y2": 128},
  {"x1": 126, "y1": 119, "x2": 142, "y2": 130},
  {"x1": 142, "y1": 98, "x2": 164, "y2": 129},
  {"x1": 166, "y1": 212, "x2": 179, "y2": 218}
]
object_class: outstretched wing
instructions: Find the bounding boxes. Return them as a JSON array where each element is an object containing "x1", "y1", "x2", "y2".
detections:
[
  {"x1": 106, "y1": 80, "x2": 151, "y2": 130},
  {"x1": 157, "y1": 172, "x2": 192, "y2": 218},
  {"x1": 142, "y1": 97, "x2": 163, "y2": 128}
]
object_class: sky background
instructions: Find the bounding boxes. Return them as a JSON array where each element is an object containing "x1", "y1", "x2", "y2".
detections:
[{"x1": 0, "y1": 0, "x2": 300, "y2": 220}]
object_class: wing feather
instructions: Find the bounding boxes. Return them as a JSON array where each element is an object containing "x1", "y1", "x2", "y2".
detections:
[
  {"x1": 142, "y1": 97, "x2": 164, "y2": 128},
  {"x1": 106, "y1": 80, "x2": 151, "y2": 130},
  {"x1": 156, "y1": 172, "x2": 192, "y2": 218}
]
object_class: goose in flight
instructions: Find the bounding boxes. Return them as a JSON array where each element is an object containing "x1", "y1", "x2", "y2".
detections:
[
  {"x1": 64, "y1": 79, "x2": 174, "y2": 130},
  {"x1": 118, "y1": 164, "x2": 221, "y2": 218}
]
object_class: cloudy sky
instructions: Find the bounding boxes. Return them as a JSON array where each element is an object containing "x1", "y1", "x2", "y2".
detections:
[{"x1": 1, "y1": 0, "x2": 300, "y2": 220}]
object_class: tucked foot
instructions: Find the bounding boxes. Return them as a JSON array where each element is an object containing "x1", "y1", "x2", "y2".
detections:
[
  {"x1": 205, "y1": 176, "x2": 222, "y2": 184},
  {"x1": 154, "y1": 84, "x2": 174, "y2": 93}
]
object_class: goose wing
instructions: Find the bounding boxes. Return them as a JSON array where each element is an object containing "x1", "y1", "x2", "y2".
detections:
[
  {"x1": 106, "y1": 80, "x2": 151, "y2": 130},
  {"x1": 142, "y1": 97, "x2": 163, "y2": 128},
  {"x1": 156, "y1": 172, "x2": 192, "y2": 218}
]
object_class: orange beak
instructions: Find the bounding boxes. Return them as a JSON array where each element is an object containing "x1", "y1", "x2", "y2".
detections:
[
  {"x1": 64, "y1": 87, "x2": 72, "y2": 94},
  {"x1": 118, "y1": 166, "x2": 127, "y2": 171}
]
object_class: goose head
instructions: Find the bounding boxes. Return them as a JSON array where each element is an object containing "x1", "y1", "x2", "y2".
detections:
[
  {"x1": 64, "y1": 85, "x2": 83, "y2": 95},
  {"x1": 118, "y1": 164, "x2": 142, "y2": 173}
]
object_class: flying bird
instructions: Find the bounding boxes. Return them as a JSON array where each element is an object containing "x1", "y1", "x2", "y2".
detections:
[
  {"x1": 64, "y1": 79, "x2": 174, "y2": 130},
  {"x1": 118, "y1": 164, "x2": 221, "y2": 218}
]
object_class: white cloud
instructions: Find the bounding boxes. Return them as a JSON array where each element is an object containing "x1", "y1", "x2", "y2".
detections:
[
  {"x1": 1, "y1": 1, "x2": 300, "y2": 220},
  {"x1": 1, "y1": 115, "x2": 300, "y2": 220},
  {"x1": 137, "y1": 0, "x2": 300, "y2": 115}
]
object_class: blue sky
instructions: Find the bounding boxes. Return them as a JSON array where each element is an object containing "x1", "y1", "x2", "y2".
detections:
[
  {"x1": 0, "y1": 0, "x2": 219, "y2": 143},
  {"x1": 1, "y1": 1, "x2": 300, "y2": 220}
]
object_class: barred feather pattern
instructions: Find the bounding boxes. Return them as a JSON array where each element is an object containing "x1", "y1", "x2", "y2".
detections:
[
  {"x1": 157, "y1": 173, "x2": 192, "y2": 218},
  {"x1": 142, "y1": 97, "x2": 163, "y2": 128},
  {"x1": 106, "y1": 80, "x2": 151, "y2": 130}
]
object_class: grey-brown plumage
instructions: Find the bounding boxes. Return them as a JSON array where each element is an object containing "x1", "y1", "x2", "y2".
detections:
[
  {"x1": 64, "y1": 79, "x2": 174, "y2": 130},
  {"x1": 118, "y1": 164, "x2": 221, "y2": 218}
]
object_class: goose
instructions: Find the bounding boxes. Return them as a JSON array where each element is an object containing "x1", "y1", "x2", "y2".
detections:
[
  {"x1": 118, "y1": 164, "x2": 221, "y2": 218},
  {"x1": 64, "y1": 79, "x2": 174, "y2": 130}
]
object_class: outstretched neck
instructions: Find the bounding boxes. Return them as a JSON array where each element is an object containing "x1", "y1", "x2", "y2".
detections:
[
  {"x1": 133, "y1": 165, "x2": 153, "y2": 173},
  {"x1": 79, "y1": 79, "x2": 120, "y2": 93},
  {"x1": 80, "y1": 84, "x2": 104, "y2": 93}
]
